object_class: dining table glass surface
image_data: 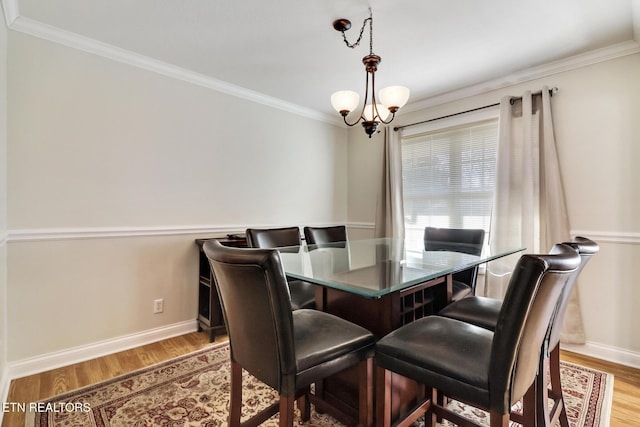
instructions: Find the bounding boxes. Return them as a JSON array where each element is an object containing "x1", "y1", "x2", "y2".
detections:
[{"x1": 278, "y1": 237, "x2": 524, "y2": 298}]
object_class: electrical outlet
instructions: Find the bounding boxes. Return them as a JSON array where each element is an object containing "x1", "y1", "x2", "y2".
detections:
[{"x1": 153, "y1": 299, "x2": 164, "y2": 314}]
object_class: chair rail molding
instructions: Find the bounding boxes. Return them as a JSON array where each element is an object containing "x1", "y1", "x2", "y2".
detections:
[
  {"x1": 8, "y1": 226, "x2": 639, "y2": 244},
  {"x1": 7, "y1": 223, "x2": 348, "y2": 242},
  {"x1": 7, "y1": 225, "x2": 249, "y2": 242},
  {"x1": 570, "y1": 230, "x2": 640, "y2": 245}
]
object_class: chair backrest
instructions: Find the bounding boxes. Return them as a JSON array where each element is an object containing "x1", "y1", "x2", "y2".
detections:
[
  {"x1": 424, "y1": 227, "x2": 485, "y2": 290},
  {"x1": 488, "y1": 244, "x2": 580, "y2": 412},
  {"x1": 547, "y1": 236, "x2": 599, "y2": 349},
  {"x1": 246, "y1": 227, "x2": 302, "y2": 249},
  {"x1": 303, "y1": 225, "x2": 348, "y2": 245},
  {"x1": 202, "y1": 240, "x2": 295, "y2": 393}
]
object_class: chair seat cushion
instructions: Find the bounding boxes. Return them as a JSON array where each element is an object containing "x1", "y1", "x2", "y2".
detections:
[
  {"x1": 287, "y1": 280, "x2": 316, "y2": 310},
  {"x1": 376, "y1": 316, "x2": 493, "y2": 406},
  {"x1": 438, "y1": 296, "x2": 501, "y2": 331},
  {"x1": 293, "y1": 309, "x2": 375, "y2": 373},
  {"x1": 451, "y1": 280, "x2": 472, "y2": 301}
]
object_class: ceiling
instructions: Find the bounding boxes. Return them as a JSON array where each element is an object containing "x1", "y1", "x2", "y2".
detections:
[{"x1": 7, "y1": 0, "x2": 640, "y2": 122}]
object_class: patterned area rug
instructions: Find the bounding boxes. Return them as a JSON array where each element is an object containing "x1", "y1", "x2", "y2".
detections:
[{"x1": 26, "y1": 342, "x2": 613, "y2": 427}]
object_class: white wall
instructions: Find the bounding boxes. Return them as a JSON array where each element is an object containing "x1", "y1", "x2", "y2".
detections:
[
  {"x1": 347, "y1": 53, "x2": 640, "y2": 366},
  {"x1": 6, "y1": 30, "x2": 348, "y2": 362}
]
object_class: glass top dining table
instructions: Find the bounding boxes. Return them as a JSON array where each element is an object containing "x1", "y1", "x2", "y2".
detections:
[{"x1": 278, "y1": 237, "x2": 524, "y2": 299}]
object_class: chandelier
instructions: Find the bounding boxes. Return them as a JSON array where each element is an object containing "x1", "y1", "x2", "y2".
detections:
[{"x1": 331, "y1": 8, "x2": 410, "y2": 138}]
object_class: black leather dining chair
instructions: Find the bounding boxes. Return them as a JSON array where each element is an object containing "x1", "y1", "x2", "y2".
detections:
[
  {"x1": 437, "y1": 236, "x2": 599, "y2": 427},
  {"x1": 303, "y1": 225, "x2": 348, "y2": 245},
  {"x1": 375, "y1": 244, "x2": 580, "y2": 427},
  {"x1": 203, "y1": 240, "x2": 376, "y2": 427},
  {"x1": 246, "y1": 227, "x2": 316, "y2": 310},
  {"x1": 424, "y1": 226, "x2": 485, "y2": 301}
]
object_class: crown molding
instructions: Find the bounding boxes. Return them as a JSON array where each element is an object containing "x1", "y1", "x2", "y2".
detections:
[
  {"x1": 3, "y1": 3, "x2": 340, "y2": 126},
  {"x1": 1, "y1": 0, "x2": 18, "y2": 27},
  {"x1": 3, "y1": 0, "x2": 638, "y2": 128},
  {"x1": 403, "y1": 39, "x2": 640, "y2": 113}
]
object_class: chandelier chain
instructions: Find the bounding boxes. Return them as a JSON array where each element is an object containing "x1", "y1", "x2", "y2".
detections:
[{"x1": 339, "y1": 8, "x2": 374, "y2": 55}]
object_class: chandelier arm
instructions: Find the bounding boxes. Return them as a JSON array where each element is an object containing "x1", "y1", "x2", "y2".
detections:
[
  {"x1": 378, "y1": 111, "x2": 397, "y2": 125},
  {"x1": 358, "y1": 67, "x2": 372, "y2": 119},
  {"x1": 371, "y1": 71, "x2": 389, "y2": 124},
  {"x1": 339, "y1": 66, "x2": 372, "y2": 127},
  {"x1": 370, "y1": 70, "x2": 398, "y2": 125},
  {"x1": 370, "y1": 71, "x2": 381, "y2": 118},
  {"x1": 341, "y1": 115, "x2": 360, "y2": 127}
]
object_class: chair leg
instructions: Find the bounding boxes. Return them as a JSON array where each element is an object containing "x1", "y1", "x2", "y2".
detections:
[
  {"x1": 489, "y1": 410, "x2": 510, "y2": 427},
  {"x1": 549, "y1": 345, "x2": 570, "y2": 427},
  {"x1": 427, "y1": 388, "x2": 438, "y2": 427},
  {"x1": 519, "y1": 381, "x2": 536, "y2": 427},
  {"x1": 359, "y1": 358, "x2": 374, "y2": 427},
  {"x1": 297, "y1": 389, "x2": 311, "y2": 423},
  {"x1": 536, "y1": 347, "x2": 565, "y2": 427},
  {"x1": 375, "y1": 366, "x2": 392, "y2": 427},
  {"x1": 229, "y1": 360, "x2": 243, "y2": 427},
  {"x1": 279, "y1": 395, "x2": 295, "y2": 427}
]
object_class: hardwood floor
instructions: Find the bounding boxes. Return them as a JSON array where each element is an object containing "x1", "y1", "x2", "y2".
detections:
[
  {"x1": 3, "y1": 332, "x2": 639, "y2": 426},
  {"x1": 2, "y1": 332, "x2": 221, "y2": 427},
  {"x1": 560, "y1": 349, "x2": 640, "y2": 426}
]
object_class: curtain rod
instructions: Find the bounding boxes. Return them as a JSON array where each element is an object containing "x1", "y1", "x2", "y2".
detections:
[{"x1": 394, "y1": 87, "x2": 558, "y2": 132}]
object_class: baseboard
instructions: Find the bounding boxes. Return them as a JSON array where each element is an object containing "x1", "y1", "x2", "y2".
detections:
[
  {"x1": 0, "y1": 366, "x2": 9, "y2": 425},
  {"x1": 6, "y1": 320, "x2": 198, "y2": 381},
  {"x1": 561, "y1": 340, "x2": 640, "y2": 370}
]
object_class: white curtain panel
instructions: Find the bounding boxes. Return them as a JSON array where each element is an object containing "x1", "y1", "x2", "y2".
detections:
[
  {"x1": 374, "y1": 127, "x2": 405, "y2": 239},
  {"x1": 485, "y1": 86, "x2": 585, "y2": 344},
  {"x1": 484, "y1": 91, "x2": 540, "y2": 299},
  {"x1": 540, "y1": 89, "x2": 585, "y2": 344}
]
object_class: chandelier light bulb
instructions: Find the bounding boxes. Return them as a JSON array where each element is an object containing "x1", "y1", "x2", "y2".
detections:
[
  {"x1": 379, "y1": 86, "x2": 410, "y2": 111},
  {"x1": 331, "y1": 90, "x2": 360, "y2": 116},
  {"x1": 363, "y1": 103, "x2": 390, "y2": 122}
]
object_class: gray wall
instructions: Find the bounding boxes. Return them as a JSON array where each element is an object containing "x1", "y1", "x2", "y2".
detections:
[{"x1": 5, "y1": 30, "x2": 348, "y2": 362}]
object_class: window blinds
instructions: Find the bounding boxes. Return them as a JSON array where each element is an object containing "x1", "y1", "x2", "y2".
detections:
[{"x1": 401, "y1": 119, "x2": 499, "y2": 252}]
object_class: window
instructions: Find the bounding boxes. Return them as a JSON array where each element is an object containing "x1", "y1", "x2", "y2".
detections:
[{"x1": 402, "y1": 117, "x2": 499, "y2": 253}]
